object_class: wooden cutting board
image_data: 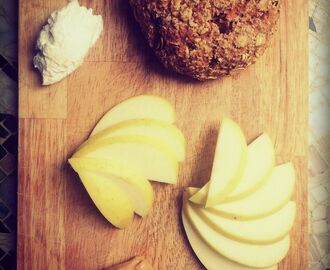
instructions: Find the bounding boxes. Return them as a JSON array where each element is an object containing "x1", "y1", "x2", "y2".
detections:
[{"x1": 18, "y1": 0, "x2": 308, "y2": 269}]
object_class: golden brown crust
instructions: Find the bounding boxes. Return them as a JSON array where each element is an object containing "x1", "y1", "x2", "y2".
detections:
[{"x1": 129, "y1": 0, "x2": 280, "y2": 80}]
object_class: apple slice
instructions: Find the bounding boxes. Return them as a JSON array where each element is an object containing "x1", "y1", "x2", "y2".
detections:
[
  {"x1": 194, "y1": 200, "x2": 296, "y2": 244},
  {"x1": 189, "y1": 163, "x2": 295, "y2": 219},
  {"x1": 183, "y1": 201, "x2": 290, "y2": 268},
  {"x1": 225, "y1": 133, "x2": 275, "y2": 202},
  {"x1": 182, "y1": 212, "x2": 278, "y2": 270},
  {"x1": 85, "y1": 119, "x2": 186, "y2": 161},
  {"x1": 91, "y1": 95, "x2": 176, "y2": 136},
  {"x1": 73, "y1": 135, "x2": 178, "y2": 183},
  {"x1": 69, "y1": 157, "x2": 154, "y2": 217},
  {"x1": 75, "y1": 169, "x2": 134, "y2": 229},
  {"x1": 190, "y1": 118, "x2": 247, "y2": 206},
  {"x1": 189, "y1": 133, "x2": 274, "y2": 205}
]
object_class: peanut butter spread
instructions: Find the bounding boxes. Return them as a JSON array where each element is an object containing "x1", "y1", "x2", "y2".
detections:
[{"x1": 106, "y1": 256, "x2": 153, "y2": 270}]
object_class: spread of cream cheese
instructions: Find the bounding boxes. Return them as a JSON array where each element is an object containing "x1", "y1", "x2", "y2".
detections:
[{"x1": 33, "y1": 0, "x2": 103, "y2": 85}]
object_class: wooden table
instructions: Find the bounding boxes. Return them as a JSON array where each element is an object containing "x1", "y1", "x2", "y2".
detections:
[{"x1": 18, "y1": 0, "x2": 308, "y2": 269}]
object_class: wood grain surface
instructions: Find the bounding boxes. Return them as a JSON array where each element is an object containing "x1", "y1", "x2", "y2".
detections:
[{"x1": 18, "y1": 0, "x2": 309, "y2": 269}]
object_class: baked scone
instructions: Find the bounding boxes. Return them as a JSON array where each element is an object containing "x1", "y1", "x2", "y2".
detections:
[{"x1": 129, "y1": 0, "x2": 280, "y2": 80}]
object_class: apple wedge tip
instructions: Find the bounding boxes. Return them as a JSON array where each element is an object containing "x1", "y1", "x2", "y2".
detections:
[{"x1": 69, "y1": 157, "x2": 154, "y2": 217}]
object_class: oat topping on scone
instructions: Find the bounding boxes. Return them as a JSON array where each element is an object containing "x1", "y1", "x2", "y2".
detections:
[{"x1": 130, "y1": 0, "x2": 280, "y2": 80}]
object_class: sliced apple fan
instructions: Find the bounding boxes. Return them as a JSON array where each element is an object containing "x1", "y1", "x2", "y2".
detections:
[
  {"x1": 183, "y1": 118, "x2": 296, "y2": 269},
  {"x1": 69, "y1": 95, "x2": 186, "y2": 228}
]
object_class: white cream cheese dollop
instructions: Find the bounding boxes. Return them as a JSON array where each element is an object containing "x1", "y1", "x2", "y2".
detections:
[{"x1": 33, "y1": 0, "x2": 103, "y2": 85}]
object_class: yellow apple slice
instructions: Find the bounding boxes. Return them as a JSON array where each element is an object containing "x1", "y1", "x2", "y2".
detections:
[
  {"x1": 91, "y1": 95, "x2": 176, "y2": 136},
  {"x1": 86, "y1": 119, "x2": 186, "y2": 161},
  {"x1": 182, "y1": 212, "x2": 278, "y2": 270},
  {"x1": 225, "y1": 133, "x2": 275, "y2": 202},
  {"x1": 183, "y1": 201, "x2": 290, "y2": 268},
  {"x1": 194, "y1": 201, "x2": 296, "y2": 244},
  {"x1": 189, "y1": 163, "x2": 295, "y2": 219},
  {"x1": 190, "y1": 118, "x2": 247, "y2": 206},
  {"x1": 189, "y1": 133, "x2": 274, "y2": 205},
  {"x1": 75, "y1": 169, "x2": 134, "y2": 229},
  {"x1": 73, "y1": 135, "x2": 178, "y2": 184},
  {"x1": 69, "y1": 157, "x2": 153, "y2": 217}
]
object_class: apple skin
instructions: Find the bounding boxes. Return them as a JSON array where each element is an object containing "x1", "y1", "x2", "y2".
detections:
[
  {"x1": 73, "y1": 135, "x2": 179, "y2": 184},
  {"x1": 76, "y1": 169, "x2": 134, "y2": 229},
  {"x1": 83, "y1": 119, "x2": 186, "y2": 161},
  {"x1": 91, "y1": 95, "x2": 176, "y2": 136},
  {"x1": 68, "y1": 95, "x2": 186, "y2": 228},
  {"x1": 69, "y1": 157, "x2": 154, "y2": 217}
]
